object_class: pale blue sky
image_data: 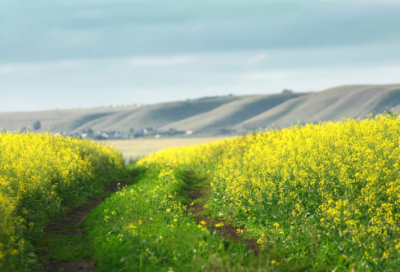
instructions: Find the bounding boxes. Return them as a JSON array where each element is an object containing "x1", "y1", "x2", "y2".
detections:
[{"x1": 1, "y1": 0, "x2": 400, "y2": 111}]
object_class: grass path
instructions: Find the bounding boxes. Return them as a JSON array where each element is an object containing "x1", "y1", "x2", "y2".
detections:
[
  {"x1": 33, "y1": 176, "x2": 137, "y2": 272},
  {"x1": 82, "y1": 166, "x2": 263, "y2": 271},
  {"x1": 32, "y1": 167, "x2": 261, "y2": 272}
]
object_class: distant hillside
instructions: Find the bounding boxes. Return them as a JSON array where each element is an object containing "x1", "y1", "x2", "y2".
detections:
[
  {"x1": 74, "y1": 96, "x2": 239, "y2": 134},
  {"x1": 0, "y1": 107, "x2": 124, "y2": 133},
  {"x1": 0, "y1": 96, "x2": 238, "y2": 134},
  {"x1": 159, "y1": 93, "x2": 305, "y2": 132},
  {"x1": 0, "y1": 84, "x2": 399, "y2": 135},
  {"x1": 234, "y1": 84, "x2": 400, "y2": 130}
]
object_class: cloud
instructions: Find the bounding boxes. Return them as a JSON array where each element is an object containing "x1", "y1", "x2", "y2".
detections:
[
  {"x1": 241, "y1": 70, "x2": 288, "y2": 80},
  {"x1": 189, "y1": 25, "x2": 205, "y2": 33},
  {"x1": 0, "y1": 66, "x2": 15, "y2": 74},
  {"x1": 1, "y1": 1, "x2": 400, "y2": 64},
  {"x1": 128, "y1": 55, "x2": 198, "y2": 67},
  {"x1": 241, "y1": 65, "x2": 400, "y2": 88},
  {"x1": 57, "y1": 60, "x2": 83, "y2": 68},
  {"x1": 246, "y1": 53, "x2": 268, "y2": 64},
  {"x1": 354, "y1": 0, "x2": 400, "y2": 5}
]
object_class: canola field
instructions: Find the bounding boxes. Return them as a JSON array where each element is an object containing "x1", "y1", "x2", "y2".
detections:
[
  {"x1": 137, "y1": 114, "x2": 400, "y2": 271},
  {"x1": 3, "y1": 113, "x2": 400, "y2": 271},
  {"x1": 0, "y1": 132, "x2": 124, "y2": 271}
]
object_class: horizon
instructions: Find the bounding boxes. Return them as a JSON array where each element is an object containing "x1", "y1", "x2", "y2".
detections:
[{"x1": 3, "y1": 83, "x2": 399, "y2": 113}]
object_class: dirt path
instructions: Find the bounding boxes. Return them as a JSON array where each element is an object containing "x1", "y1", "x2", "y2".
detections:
[
  {"x1": 36, "y1": 171, "x2": 257, "y2": 271},
  {"x1": 37, "y1": 180, "x2": 132, "y2": 272},
  {"x1": 185, "y1": 171, "x2": 259, "y2": 255}
]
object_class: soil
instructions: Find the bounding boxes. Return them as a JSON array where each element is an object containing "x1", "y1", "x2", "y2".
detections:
[
  {"x1": 37, "y1": 180, "x2": 131, "y2": 272},
  {"x1": 185, "y1": 171, "x2": 260, "y2": 255},
  {"x1": 42, "y1": 261, "x2": 96, "y2": 272}
]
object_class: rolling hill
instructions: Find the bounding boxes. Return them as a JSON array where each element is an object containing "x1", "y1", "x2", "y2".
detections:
[
  {"x1": 0, "y1": 96, "x2": 239, "y2": 134},
  {"x1": 159, "y1": 92, "x2": 305, "y2": 132},
  {"x1": 0, "y1": 84, "x2": 399, "y2": 135},
  {"x1": 234, "y1": 84, "x2": 400, "y2": 130}
]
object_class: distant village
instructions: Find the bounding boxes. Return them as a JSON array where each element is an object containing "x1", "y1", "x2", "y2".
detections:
[
  {"x1": 17, "y1": 120, "x2": 259, "y2": 140},
  {"x1": 12, "y1": 122, "x2": 270, "y2": 140},
  {"x1": 67, "y1": 127, "x2": 196, "y2": 140},
  {"x1": 67, "y1": 126, "x2": 267, "y2": 140}
]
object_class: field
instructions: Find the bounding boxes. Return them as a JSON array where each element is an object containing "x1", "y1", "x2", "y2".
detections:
[
  {"x1": 2, "y1": 113, "x2": 400, "y2": 271},
  {"x1": 88, "y1": 113, "x2": 400, "y2": 271},
  {"x1": 101, "y1": 137, "x2": 233, "y2": 162}
]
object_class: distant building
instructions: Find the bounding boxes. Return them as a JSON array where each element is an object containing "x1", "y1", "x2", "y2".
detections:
[
  {"x1": 112, "y1": 132, "x2": 124, "y2": 139},
  {"x1": 135, "y1": 129, "x2": 147, "y2": 137}
]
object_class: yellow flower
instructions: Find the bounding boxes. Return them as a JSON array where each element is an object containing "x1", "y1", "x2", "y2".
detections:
[{"x1": 135, "y1": 113, "x2": 400, "y2": 266}]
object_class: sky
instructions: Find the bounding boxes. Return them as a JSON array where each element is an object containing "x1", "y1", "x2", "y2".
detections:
[{"x1": 1, "y1": 0, "x2": 400, "y2": 112}]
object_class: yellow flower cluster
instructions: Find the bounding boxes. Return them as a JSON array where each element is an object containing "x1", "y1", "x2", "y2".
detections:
[
  {"x1": 0, "y1": 192, "x2": 21, "y2": 269},
  {"x1": 137, "y1": 139, "x2": 229, "y2": 174},
  {"x1": 0, "y1": 132, "x2": 124, "y2": 270},
  {"x1": 212, "y1": 114, "x2": 400, "y2": 265},
  {"x1": 138, "y1": 113, "x2": 400, "y2": 267}
]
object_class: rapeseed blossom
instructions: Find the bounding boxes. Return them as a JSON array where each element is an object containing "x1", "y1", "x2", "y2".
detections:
[
  {"x1": 0, "y1": 132, "x2": 123, "y2": 270},
  {"x1": 138, "y1": 113, "x2": 400, "y2": 269}
]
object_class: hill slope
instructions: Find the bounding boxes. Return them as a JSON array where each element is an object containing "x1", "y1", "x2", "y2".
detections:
[
  {"x1": 0, "y1": 107, "x2": 125, "y2": 133},
  {"x1": 0, "y1": 96, "x2": 239, "y2": 133},
  {"x1": 234, "y1": 84, "x2": 400, "y2": 130},
  {"x1": 67, "y1": 96, "x2": 239, "y2": 134},
  {"x1": 1, "y1": 84, "x2": 399, "y2": 134},
  {"x1": 159, "y1": 93, "x2": 305, "y2": 132}
]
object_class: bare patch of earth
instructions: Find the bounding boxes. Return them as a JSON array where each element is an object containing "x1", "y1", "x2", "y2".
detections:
[
  {"x1": 185, "y1": 171, "x2": 260, "y2": 255},
  {"x1": 41, "y1": 261, "x2": 96, "y2": 272}
]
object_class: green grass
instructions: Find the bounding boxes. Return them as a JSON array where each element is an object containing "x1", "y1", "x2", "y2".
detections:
[
  {"x1": 31, "y1": 160, "x2": 361, "y2": 271},
  {"x1": 35, "y1": 231, "x2": 92, "y2": 262},
  {"x1": 84, "y1": 165, "x2": 262, "y2": 272},
  {"x1": 82, "y1": 163, "x2": 345, "y2": 271}
]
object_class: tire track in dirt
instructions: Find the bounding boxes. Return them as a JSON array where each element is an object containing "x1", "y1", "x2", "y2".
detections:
[
  {"x1": 185, "y1": 171, "x2": 260, "y2": 255},
  {"x1": 36, "y1": 178, "x2": 134, "y2": 272}
]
